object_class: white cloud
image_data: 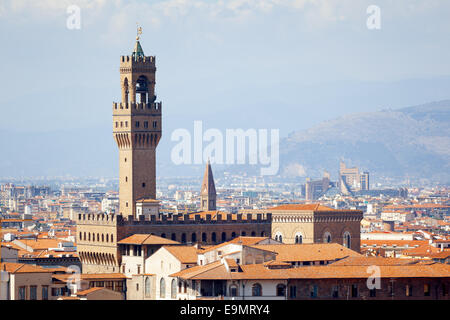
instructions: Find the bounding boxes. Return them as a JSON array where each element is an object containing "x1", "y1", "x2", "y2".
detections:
[{"x1": 3, "y1": 0, "x2": 450, "y2": 33}]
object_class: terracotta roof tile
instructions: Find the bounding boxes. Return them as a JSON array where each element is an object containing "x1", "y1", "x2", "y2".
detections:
[
  {"x1": 118, "y1": 234, "x2": 179, "y2": 245},
  {"x1": 250, "y1": 243, "x2": 361, "y2": 262},
  {"x1": 164, "y1": 246, "x2": 198, "y2": 264}
]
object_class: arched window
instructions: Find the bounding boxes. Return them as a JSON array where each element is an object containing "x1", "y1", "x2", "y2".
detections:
[
  {"x1": 106, "y1": 234, "x2": 109, "y2": 242},
  {"x1": 136, "y1": 75, "x2": 149, "y2": 103},
  {"x1": 295, "y1": 233, "x2": 303, "y2": 244},
  {"x1": 222, "y1": 232, "x2": 226, "y2": 242},
  {"x1": 191, "y1": 233, "x2": 197, "y2": 243},
  {"x1": 202, "y1": 232, "x2": 207, "y2": 242},
  {"x1": 343, "y1": 232, "x2": 351, "y2": 248},
  {"x1": 88, "y1": 233, "x2": 91, "y2": 241},
  {"x1": 251, "y1": 231, "x2": 256, "y2": 237},
  {"x1": 211, "y1": 232, "x2": 217, "y2": 243},
  {"x1": 161, "y1": 233, "x2": 166, "y2": 238},
  {"x1": 123, "y1": 77, "x2": 129, "y2": 103},
  {"x1": 229, "y1": 285, "x2": 238, "y2": 297},
  {"x1": 274, "y1": 232, "x2": 283, "y2": 243},
  {"x1": 145, "y1": 277, "x2": 151, "y2": 297},
  {"x1": 181, "y1": 233, "x2": 186, "y2": 243},
  {"x1": 276, "y1": 284, "x2": 286, "y2": 297},
  {"x1": 252, "y1": 283, "x2": 262, "y2": 296},
  {"x1": 171, "y1": 279, "x2": 177, "y2": 299},
  {"x1": 171, "y1": 233, "x2": 177, "y2": 241},
  {"x1": 160, "y1": 278, "x2": 166, "y2": 298},
  {"x1": 231, "y1": 232, "x2": 236, "y2": 239},
  {"x1": 111, "y1": 234, "x2": 114, "y2": 242},
  {"x1": 241, "y1": 231, "x2": 246, "y2": 236},
  {"x1": 324, "y1": 232, "x2": 332, "y2": 243},
  {"x1": 102, "y1": 234, "x2": 104, "y2": 242}
]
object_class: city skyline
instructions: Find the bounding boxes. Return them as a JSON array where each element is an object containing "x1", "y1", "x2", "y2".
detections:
[{"x1": 0, "y1": 1, "x2": 449, "y2": 182}]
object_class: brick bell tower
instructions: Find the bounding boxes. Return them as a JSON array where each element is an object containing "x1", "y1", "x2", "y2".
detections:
[{"x1": 113, "y1": 28, "x2": 162, "y2": 218}]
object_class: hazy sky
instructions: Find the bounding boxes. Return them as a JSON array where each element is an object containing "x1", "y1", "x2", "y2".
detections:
[{"x1": 1, "y1": 0, "x2": 450, "y2": 136}]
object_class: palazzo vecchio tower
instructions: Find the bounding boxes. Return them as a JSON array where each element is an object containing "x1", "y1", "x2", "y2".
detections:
[{"x1": 112, "y1": 30, "x2": 162, "y2": 218}]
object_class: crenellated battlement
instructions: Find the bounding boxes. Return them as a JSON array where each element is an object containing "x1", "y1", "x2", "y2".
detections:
[
  {"x1": 77, "y1": 212, "x2": 272, "y2": 226},
  {"x1": 120, "y1": 55, "x2": 156, "y2": 65},
  {"x1": 112, "y1": 101, "x2": 162, "y2": 114},
  {"x1": 77, "y1": 213, "x2": 118, "y2": 226}
]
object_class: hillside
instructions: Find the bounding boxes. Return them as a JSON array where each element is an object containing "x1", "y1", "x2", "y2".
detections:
[{"x1": 280, "y1": 100, "x2": 450, "y2": 183}]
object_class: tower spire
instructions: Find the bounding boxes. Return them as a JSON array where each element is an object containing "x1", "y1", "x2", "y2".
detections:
[{"x1": 200, "y1": 160, "x2": 216, "y2": 211}]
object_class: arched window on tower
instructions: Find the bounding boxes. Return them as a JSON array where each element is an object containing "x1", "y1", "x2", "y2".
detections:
[
  {"x1": 123, "y1": 78, "x2": 129, "y2": 103},
  {"x1": 136, "y1": 75, "x2": 149, "y2": 103}
]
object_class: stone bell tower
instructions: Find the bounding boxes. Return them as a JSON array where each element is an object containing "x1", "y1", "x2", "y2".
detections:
[
  {"x1": 112, "y1": 29, "x2": 162, "y2": 217},
  {"x1": 200, "y1": 160, "x2": 217, "y2": 211}
]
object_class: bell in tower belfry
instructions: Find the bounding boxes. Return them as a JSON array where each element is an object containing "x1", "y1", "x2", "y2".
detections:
[
  {"x1": 112, "y1": 27, "x2": 162, "y2": 217},
  {"x1": 200, "y1": 160, "x2": 217, "y2": 211}
]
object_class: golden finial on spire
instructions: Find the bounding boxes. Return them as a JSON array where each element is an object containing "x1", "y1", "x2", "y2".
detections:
[{"x1": 136, "y1": 23, "x2": 142, "y2": 41}]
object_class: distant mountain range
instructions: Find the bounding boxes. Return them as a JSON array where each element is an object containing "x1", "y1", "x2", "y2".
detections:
[
  {"x1": 279, "y1": 100, "x2": 450, "y2": 183},
  {"x1": 0, "y1": 100, "x2": 449, "y2": 184}
]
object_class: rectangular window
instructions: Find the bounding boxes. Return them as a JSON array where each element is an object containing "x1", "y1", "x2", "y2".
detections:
[
  {"x1": 125, "y1": 121, "x2": 128, "y2": 127},
  {"x1": 351, "y1": 284, "x2": 358, "y2": 298},
  {"x1": 289, "y1": 285, "x2": 297, "y2": 299},
  {"x1": 406, "y1": 285, "x2": 413, "y2": 297},
  {"x1": 389, "y1": 284, "x2": 394, "y2": 297},
  {"x1": 19, "y1": 286, "x2": 26, "y2": 300},
  {"x1": 310, "y1": 285, "x2": 318, "y2": 298},
  {"x1": 369, "y1": 288, "x2": 376, "y2": 297},
  {"x1": 135, "y1": 121, "x2": 140, "y2": 128},
  {"x1": 144, "y1": 121, "x2": 148, "y2": 128},
  {"x1": 424, "y1": 284, "x2": 430, "y2": 296},
  {"x1": 332, "y1": 286, "x2": 339, "y2": 298},
  {"x1": 115, "y1": 281, "x2": 124, "y2": 292},
  {"x1": 153, "y1": 121, "x2": 157, "y2": 128},
  {"x1": 42, "y1": 286, "x2": 48, "y2": 300},
  {"x1": 30, "y1": 286, "x2": 37, "y2": 300}
]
